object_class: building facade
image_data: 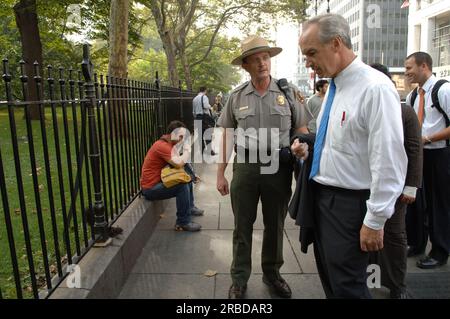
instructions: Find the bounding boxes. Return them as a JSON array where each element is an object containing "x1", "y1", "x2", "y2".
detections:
[
  {"x1": 407, "y1": 0, "x2": 450, "y2": 81},
  {"x1": 303, "y1": 0, "x2": 410, "y2": 96}
]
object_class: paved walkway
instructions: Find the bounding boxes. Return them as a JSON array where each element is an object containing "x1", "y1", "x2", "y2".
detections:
[{"x1": 119, "y1": 134, "x2": 450, "y2": 299}]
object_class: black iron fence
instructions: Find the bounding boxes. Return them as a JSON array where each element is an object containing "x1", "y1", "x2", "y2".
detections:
[{"x1": 0, "y1": 44, "x2": 196, "y2": 299}]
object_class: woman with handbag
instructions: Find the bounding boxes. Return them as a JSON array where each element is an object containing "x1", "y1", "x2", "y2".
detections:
[{"x1": 140, "y1": 121, "x2": 203, "y2": 232}]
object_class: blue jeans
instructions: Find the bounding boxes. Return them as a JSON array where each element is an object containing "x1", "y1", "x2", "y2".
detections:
[{"x1": 142, "y1": 182, "x2": 194, "y2": 226}]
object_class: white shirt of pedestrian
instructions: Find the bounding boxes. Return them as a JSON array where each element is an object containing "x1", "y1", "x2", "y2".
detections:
[{"x1": 406, "y1": 75, "x2": 450, "y2": 150}]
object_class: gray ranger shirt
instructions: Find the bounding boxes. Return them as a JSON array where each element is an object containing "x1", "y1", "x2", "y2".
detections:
[{"x1": 218, "y1": 78, "x2": 310, "y2": 151}]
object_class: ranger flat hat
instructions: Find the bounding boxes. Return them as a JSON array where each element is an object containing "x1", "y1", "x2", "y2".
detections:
[{"x1": 231, "y1": 35, "x2": 282, "y2": 66}]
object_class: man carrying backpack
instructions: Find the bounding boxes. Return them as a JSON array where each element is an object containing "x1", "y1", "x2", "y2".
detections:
[{"x1": 404, "y1": 51, "x2": 450, "y2": 269}]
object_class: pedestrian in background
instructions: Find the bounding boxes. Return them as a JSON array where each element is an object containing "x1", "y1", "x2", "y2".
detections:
[
  {"x1": 370, "y1": 63, "x2": 423, "y2": 299},
  {"x1": 306, "y1": 79, "x2": 329, "y2": 133},
  {"x1": 404, "y1": 52, "x2": 450, "y2": 269}
]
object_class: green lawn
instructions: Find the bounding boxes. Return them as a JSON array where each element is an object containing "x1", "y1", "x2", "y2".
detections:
[{"x1": 0, "y1": 104, "x2": 152, "y2": 298}]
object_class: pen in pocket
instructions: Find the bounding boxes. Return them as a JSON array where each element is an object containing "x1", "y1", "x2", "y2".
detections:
[{"x1": 341, "y1": 111, "x2": 346, "y2": 127}]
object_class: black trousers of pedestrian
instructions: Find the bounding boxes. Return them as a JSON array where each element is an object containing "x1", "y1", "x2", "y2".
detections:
[
  {"x1": 372, "y1": 200, "x2": 407, "y2": 294},
  {"x1": 405, "y1": 186, "x2": 427, "y2": 253},
  {"x1": 313, "y1": 183, "x2": 372, "y2": 299},
  {"x1": 423, "y1": 147, "x2": 450, "y2": 262},
  {"x1": 194, "y1": 114, "x2": 213, "y2": 152}
]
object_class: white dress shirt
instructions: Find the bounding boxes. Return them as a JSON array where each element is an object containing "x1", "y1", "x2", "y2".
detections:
[
  {"x1": 406, "y1": 75, "x2": 450, "y2": 149},
  {"x1": 192, "y1": 93, "x2": 211, "y2": 116},
  {"x1": 313, "y1": 58, "x2": 408, "y2": 230}
]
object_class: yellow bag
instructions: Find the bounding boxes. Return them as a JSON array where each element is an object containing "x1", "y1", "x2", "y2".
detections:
[{"x1": 161, "y1": 165, "x2": 192, "y2": 188}]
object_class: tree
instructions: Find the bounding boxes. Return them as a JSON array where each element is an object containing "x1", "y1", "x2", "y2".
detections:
[
  {"x1": 144, "y1": 0, "x2": 199, "y2": 88},
  {"x1": 139, "y1": 0, "x2": 307, "y2": 90},
  {"x1": 183, "y1": 31, "x2": 241, "y2": 93},
  {"x1": 13, "y1": 0, "x2": 43, "y2": 119}
]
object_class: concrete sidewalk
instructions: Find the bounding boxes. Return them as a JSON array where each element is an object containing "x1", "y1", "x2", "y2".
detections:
[{"x1": 118, "y1": 155, "x2": 450, "y2": 299}]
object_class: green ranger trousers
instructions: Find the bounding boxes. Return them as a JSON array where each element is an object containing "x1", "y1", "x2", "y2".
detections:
[{"x1": 230, "y1": 159, "x2": 292, "y2": 286}]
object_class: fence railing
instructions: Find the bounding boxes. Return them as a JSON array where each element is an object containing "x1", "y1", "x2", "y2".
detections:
[{"x1": 0, "y1": 44, "x2": 196, "y2": 299}]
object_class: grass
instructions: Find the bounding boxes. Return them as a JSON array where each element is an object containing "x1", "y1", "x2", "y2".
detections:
[{"x1": 0, "y1": 103, "x2": 153, "y2": 298}]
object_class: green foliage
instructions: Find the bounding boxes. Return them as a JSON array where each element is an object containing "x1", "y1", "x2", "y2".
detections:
[
  {"x1": 128, "y1": 48, "x2": 169, "y2": 83},
  {"x1": 183, "y1": 31, "x2": 241, "y2": 93},
  {"x1": 1, "y1": 0, "x2": 307, "y2": 96}
]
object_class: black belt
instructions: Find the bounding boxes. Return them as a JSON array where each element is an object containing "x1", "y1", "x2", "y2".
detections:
[
  {"x1": 314, "y1": 181, "x2": 370, "y2": 197},
  {"x1": 234, "y1": 145, "x2": 272, "y2": 156},
  {"x1": 234, "y1": 146, "x2": 295, "y2": 165}
]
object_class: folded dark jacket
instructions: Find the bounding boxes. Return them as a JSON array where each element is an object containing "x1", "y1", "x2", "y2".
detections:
[{"x1": 288, "y1": 133, "x2": 316, "y2": 253}]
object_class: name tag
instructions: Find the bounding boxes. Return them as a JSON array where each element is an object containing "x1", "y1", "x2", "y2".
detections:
[{"x1": 239, "y1": 106, "x2": 249, "y2": 111}]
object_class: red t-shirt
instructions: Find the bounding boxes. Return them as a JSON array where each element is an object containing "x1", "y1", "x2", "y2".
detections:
[{"x1": 140, "y1": 136, "x2": 174, "y2": 190}]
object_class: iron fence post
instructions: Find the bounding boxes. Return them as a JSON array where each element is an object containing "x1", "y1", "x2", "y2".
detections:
[
  {"x1": 179, "y1": 80, "x2": 184, "y2": 122},
  {"x1": 155, "y1": 71, "x2": 163, "y2": 136},
  {"x1": 81, "y1": 44, "x2": 110, "y2": 245}
]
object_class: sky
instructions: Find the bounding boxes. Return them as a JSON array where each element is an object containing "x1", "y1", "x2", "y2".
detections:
[{"x1": 272, "y1": 23, "x2": 300, "y2": 83}]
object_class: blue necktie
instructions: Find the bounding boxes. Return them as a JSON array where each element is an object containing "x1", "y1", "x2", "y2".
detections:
[{"x1": 309, "y1": 79, "x2": 336, "y2": 179}]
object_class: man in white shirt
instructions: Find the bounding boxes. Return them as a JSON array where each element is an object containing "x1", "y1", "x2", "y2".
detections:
[
  {"x1": 192, "y1": 87, "x2": 215, "y2": 154},
  {"x1": 404, "y1": 52, "x2": 450, "y2": 269},
  {"x1": 294, "y1": 13, "x2": 407, "y2": 298}
]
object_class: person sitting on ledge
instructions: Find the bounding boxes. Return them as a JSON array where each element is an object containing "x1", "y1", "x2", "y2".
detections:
[{"x1": 140, "y1": 120, "x2": 203, "y2": 232}]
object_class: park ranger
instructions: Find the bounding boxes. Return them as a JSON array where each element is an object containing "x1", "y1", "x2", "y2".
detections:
[{"x1": 216, "y1": 35, "x2": 310, "y2": 299}]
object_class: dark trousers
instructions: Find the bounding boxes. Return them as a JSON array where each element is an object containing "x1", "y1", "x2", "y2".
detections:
[
  {"x1": 142, "y1": 182, "x2": 194, "y2": 226},
  {"x1": 229, "y1": 160, "x2": 292, "y2": 286},
  {"x1": 423, "y1": 147, "x2": 450, "y2": 262},
  {"x1": 194, "y1": 114, "x2": 213, "y2": 152},
  {"x1": 406, "y1": 186, "x2": 427, "y2": 253},
  {"x1": 372, "y1": 200, "x2": 407, "y2": 294},
  {"x1": 313, "y1": 183, "x2": 372, "y2": 299}
]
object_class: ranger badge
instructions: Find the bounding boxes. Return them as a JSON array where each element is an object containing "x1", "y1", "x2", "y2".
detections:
[{"x1": 277, "y1": 95, "x2": 285, "y2": 106}]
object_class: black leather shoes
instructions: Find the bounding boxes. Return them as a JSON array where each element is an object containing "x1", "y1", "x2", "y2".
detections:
[
  {"x1": 262, "y1": 276, "x2": 292, "y2": 298},
  {"x1": 416, "y1": 256, "x2": 447, "y2": 269},
  {"x1": 228, "y1": 284, "x2": 247, "y2": 299}
]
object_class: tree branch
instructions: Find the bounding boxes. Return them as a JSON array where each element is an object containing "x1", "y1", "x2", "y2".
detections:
[
  {"x1": 185, "y1": 26, "x2": 215, "y2": 49},
  {"x1": 174, "y1": 0, "x2": 199, "y2": 36},
  {"x1": 189, "y1": 2, "x2": 252, "y2": 68}
]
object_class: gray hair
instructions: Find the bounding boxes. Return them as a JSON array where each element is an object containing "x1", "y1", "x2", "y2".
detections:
[{"x1": 304, "y1": 13, "x2": 352, "y2": 49}]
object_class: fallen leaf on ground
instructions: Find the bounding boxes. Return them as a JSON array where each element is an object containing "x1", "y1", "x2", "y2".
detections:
[
  {"x1": 204, "y1": 269, "x2": 217, "y2": 277},
  {"x1": 49, "y1": 265, "x2": 57, "y2": 274}
]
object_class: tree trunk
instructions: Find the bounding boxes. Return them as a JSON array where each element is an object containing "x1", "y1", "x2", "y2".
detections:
[
  {"x1": 147, "y1": 0, "x2": 185, "y2": 87},
  {"x1": 161, "y1": 33, "x2": 180, "y2": 87},
  {"x1": 179, "y1": 50, "x2": 192, "y2": 90},
  {"x1": 108, "y1": 0, "x2": 129, "y2": 78},
  {"x1": 108, "y1": 0, "x2": 130, "y2": 139},
  {"x1": 14, "y1": 0, "x2": 43, "y2": 120}
]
